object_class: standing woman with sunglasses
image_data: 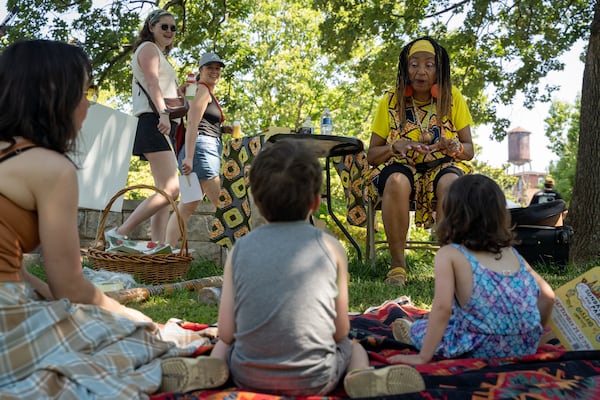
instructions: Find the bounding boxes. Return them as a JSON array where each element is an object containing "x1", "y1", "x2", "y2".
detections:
[{"x1": 108, "y1": 9, "x2": 181, "y2": 243}]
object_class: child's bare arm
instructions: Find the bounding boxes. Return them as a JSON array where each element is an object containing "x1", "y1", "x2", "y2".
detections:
[
  {"x1": 416, "y1": 247, "x2": 455, "y2": 362},
  {"x1": 328, "y1": 236, "x2": 350, "y2": 343},
  {"x1": 217, "y1": 251, "x2": 236, "y2": 344},
  {"x1": 526, "y1": 263, "x2": 556, "y2": 327},
  {"x1": 390, "y1": 246, "x2": 456, "y2": 365}
]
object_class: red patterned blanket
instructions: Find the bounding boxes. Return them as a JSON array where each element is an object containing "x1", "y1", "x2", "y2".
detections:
[{"x1": 152, "y1": 298, "x2": 600, "y2": 399}]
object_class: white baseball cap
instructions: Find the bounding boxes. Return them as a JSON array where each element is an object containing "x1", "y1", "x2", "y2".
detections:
[{"x1": 199, "y1": 53, "x2": 225, "y2": 68}]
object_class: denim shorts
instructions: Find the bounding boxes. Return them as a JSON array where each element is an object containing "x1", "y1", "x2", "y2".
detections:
[{"x1": 178, "y1": 134, "x2": 222, "y2": 180}]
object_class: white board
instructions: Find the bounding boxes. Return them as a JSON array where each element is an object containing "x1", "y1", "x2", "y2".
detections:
[{"x1": 72, "y1": 104, "x2": 137, "y2": 212}]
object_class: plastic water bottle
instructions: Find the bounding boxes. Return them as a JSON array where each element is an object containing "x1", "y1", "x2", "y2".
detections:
[
  {"x1": 300, "y1": 116, "x2": 314, "y2": 134},
  {"x1": 185, "y1": 73, "x2": 196, "y2": 99},
  {"x1": 320, "y1": 107, "x2": 333, "y2": 135}
]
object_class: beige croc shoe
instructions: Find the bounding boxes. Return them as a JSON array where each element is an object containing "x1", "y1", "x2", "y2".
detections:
[
  {"x1": 159, "y1": 356, "x2": 229, "y2": 394},
  {"x1": 391, "y1": 318, "x2": 414, "y2": 345},
  {"x1": 344, "y1": 365, "x2": 425, "y2": 398}
]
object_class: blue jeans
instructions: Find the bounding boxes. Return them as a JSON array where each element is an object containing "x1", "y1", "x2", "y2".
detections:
[{"x1": 178, "y1": 135, "x2": 222, "y2": 180}]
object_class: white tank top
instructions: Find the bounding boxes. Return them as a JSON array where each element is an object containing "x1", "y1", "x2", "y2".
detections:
[{"x1": 131, "y1": 41, "x2": 179, "y2": 117}]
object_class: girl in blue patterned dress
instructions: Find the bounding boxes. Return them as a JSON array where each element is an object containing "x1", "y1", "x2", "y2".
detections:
[{"x1": 390, "y1": 174, "x2": 555, "y2": 364}]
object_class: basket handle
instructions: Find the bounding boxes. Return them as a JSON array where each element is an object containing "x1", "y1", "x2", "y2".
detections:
[{"x1": 92, "y1": 184, "x2": 189, "y2": 256}]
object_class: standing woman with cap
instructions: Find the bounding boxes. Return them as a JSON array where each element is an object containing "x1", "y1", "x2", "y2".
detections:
[
  {"x1": 107, "y1": 9, "x2": 181, "y2": 243},
  {"x1": 367, "y1": 36, "x2": 475, "y2": 286},
  {"x1": 165, "y1": 53, "x2": 232, "y2": 247}
]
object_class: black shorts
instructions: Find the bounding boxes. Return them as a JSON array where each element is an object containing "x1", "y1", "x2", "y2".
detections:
[
  {"x1": 374, "y1": 163, "x2": 463, "y2": 198},
  {"x1": 132, "y1": 113, "x2": 177, "y2": 161}
]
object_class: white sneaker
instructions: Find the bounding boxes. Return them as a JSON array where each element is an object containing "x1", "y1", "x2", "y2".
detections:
[
  {"x1": 159, "y1": 356, "x2": 229, "y2": 393},
  {"x1": 344, "y1": 365, "x2": 425, "y2": 398},
  {"x1": 105, "y1": 227, "x2": 128, "y2": 241}
]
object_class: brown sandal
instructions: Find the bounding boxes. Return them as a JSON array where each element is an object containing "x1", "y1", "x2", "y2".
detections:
[{"x1": 385, "y1": 266, "x2": 407, "y2": 287}]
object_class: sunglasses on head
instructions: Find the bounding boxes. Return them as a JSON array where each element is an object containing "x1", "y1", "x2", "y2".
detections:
[{"x1": 159, "y1": 24, "x2": 177, "y2": 32}]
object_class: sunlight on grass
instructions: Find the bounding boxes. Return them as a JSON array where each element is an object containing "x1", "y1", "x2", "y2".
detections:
[
  {"x1": 26, "y1": 249, "x2": 599, "y2": 325},
  {"x1": 347, "y1": 249, "x2": 436, "y2": 312}
]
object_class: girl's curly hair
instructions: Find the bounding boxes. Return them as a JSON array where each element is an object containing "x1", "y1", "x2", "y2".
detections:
[{"x1": 437, "y1": 174, "x2": 516, "y2": 257}]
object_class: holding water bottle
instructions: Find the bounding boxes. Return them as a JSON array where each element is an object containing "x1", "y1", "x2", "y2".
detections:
[
  {"x1": 185, "y1": 73, "x2": 196, "y2": 99},
  {"x1": 320, "y1": 107, "x2": 333, "y2": 135}
]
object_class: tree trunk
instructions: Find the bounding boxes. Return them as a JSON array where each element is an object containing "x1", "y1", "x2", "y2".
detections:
[{"x1": 568, "y1": 0, "x2": 600, "y2": 264}]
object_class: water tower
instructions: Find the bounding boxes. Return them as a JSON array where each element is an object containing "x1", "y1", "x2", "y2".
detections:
[
  {"x1": 508, "y1": 126, "x2": 531, "y2": 172},
  {"x1": 507, "y1": 126, "x2": 533, "y2": 203}
]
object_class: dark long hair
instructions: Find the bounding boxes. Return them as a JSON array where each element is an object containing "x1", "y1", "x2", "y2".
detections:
[
  {"x1": 437, "y1": 174, "x2": 516, "y2": 256},
  {"x1": 395, "y1": 36, "x2": 452, "y2": 126},
  {"x1": 0, "y1": 39, "x2": 91, "y2": 154},
  {"x1": 133, "y1": 9, "x2": 175, "y2": 55}
]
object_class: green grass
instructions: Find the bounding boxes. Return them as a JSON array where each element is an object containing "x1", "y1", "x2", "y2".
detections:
[{"x1": 27, "y1": 252, "x2": 598, "y2": 325}]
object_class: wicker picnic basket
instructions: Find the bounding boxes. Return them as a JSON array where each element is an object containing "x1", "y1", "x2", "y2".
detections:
[{"x1": 87, "y1": 184, "x2": 193, "y2": 285}]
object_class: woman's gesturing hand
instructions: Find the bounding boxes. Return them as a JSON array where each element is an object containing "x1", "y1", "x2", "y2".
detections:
[
  {"x1": 392, "y1": 140, "x2": 430, "y2": 158},
  {"x1": 429, "y1": 137, "x2": 462, "y2": 157}
]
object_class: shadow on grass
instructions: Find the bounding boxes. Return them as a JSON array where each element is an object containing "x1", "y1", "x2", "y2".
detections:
[
  {"x1": 348, "y1": 249, "x2": 436, "y2": 312},
  {"x1": 26, "y1": 249, "x2": 599, "y2": 324}
]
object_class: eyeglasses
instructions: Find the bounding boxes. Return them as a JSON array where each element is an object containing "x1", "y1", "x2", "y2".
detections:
[
  {"x1": 160, "y1": 24, "x2": 177, "y2": 32},
  {"x1": 85, "y1": 86, "x2": 98, "y2": 104}
]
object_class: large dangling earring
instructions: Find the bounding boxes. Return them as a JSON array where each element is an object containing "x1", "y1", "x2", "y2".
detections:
[
  {"x1": 430, "y1": 84, "x2": 438, "y2": 98},
  {"x1": 404, "y1": 85, "x2": 413, "y2": 97}
]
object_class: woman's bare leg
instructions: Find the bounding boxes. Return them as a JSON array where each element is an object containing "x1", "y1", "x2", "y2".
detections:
[
  {"x1": 165, "y1": 175, "x2": 221, "y2": 246},
  {"x1": 201, "y1": 176, "x2": 221, "y2": 208},
  {"x1": 117, "y1": 150, "x2": 179, "y2": 242},
  {"x1": 381, "y1": 173, "x2": 412, "y2": 268},
  {"x1": 434, "y1": 172, "x2": 459, "y2": 225},
  {"x1": 165, "y1": 199, "x2": 200, "y2": 246}
]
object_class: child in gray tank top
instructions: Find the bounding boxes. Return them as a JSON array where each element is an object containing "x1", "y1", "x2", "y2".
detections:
[{"x1": 210, "y1": 140, "x2": 425, "y2": 397}]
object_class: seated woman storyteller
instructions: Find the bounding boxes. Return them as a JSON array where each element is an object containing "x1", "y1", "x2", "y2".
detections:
[{"x1": 367, "y1": 36, "x2": 475, "y2": 286}]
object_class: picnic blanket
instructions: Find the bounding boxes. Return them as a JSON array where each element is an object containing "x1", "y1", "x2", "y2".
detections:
[
  {"x1": 0, "y1": 283, "x2": 204, "y2": 400},
  {"x1": 151, "y1": 297, "x2": 600, "y2": 399}
]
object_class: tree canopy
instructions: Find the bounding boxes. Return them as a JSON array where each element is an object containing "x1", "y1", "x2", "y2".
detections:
[
  {"x1": 2, "y1": 0, "x2": 592, "y2": 137},
  {"x1": 1, "y1": 0, "x2": 598, "y2": 263},
  {"x1": 545, "y1": 98, "x2": 580, "y2": 203}
]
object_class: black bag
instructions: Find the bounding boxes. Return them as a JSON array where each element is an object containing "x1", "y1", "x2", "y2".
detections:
[
  {"x1": 136, "y1": 79, "x2": 189, "y2": 119},
  {"x1": 509, "y1": 199, "x2": 567, "y2": 226},
  {"x1": 513, "y1": 225, "x2": 572, "y2": 267},
  {"x1": 509, "y1": 199, "x2": 571, "y2": 266}
]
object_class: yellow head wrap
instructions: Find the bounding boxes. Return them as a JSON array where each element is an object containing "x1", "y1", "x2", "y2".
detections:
[{"x1": 408, "y1": 40, "x2": 435, "y2": 57}]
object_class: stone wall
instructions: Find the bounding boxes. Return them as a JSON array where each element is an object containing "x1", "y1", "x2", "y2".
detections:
[{"x1": 78, "y1": 199, "x2": 226, "y2": 266}]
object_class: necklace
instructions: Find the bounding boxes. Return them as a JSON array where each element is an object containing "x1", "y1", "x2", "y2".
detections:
[{"x1": 411, "y1": 97, "x2": 434, "y2": 143}]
